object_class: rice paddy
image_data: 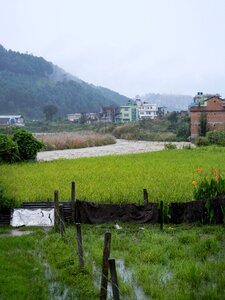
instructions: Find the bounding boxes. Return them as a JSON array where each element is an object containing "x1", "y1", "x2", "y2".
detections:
[{"x1": 1, "y1": 146, "x2": 225, "y2": 205}]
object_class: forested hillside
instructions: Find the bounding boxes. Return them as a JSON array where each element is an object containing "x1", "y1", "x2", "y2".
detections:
[{"x1": 0, "y1": 45, "x2": 129, "y2": 119}]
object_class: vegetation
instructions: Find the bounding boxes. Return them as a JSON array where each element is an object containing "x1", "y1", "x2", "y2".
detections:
[
  {"x1": 193, "y1": 168, "x2": 225, "y2": 200},
  {"x1": 0, "y1": 44, "x2": 129, "y2": 119},
  {"x1": 195, "y1": 129, "x2": 225, "y2": 146},
  {"x1": 37, "y1": 132, "x2": 116, "y2": 151},
  {"x1": 0, "y1": 225, "x2": 224, "y2": 299},
  {"x1": 1, "y1": 146, "x2": 225, "y2": 205},
  {"x1": 0, "y1": 129, "x2": 43, "y2": 163}
]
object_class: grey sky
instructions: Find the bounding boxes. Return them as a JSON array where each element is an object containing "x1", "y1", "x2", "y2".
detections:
[{"x1": 1, "y1": 0, "x2": 225, "y2": 98}]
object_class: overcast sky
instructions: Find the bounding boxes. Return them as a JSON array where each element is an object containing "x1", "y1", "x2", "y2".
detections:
[{"x1": 1, "y1": 0, "x2": 225, "y2": 98}]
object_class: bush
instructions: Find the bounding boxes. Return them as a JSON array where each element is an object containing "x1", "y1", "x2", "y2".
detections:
[
  {"x1": 164, "y1": 143, "x2": 177, "y2": 150},
  {"x1": 195, "y1": 136, "x2": 209, "y2": 147},
  {"x1": 206, "y1": 130, "x2": 225, "y2": 146},
  {"x1": 12, "y1": 129, "x2": 43, "y2": 161},
  {"x1": 0, "y1": 133, "x2": 20, "y2": 163}
]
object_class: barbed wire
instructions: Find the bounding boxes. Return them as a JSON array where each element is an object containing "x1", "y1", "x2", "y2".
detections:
[{"x1": 53, "y1": 208, "x2": 127, "y2": 299}]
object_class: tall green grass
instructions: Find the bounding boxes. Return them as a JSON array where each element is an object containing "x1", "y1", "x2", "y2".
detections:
[
  {"x1": 1, "y1": 146, "x2": 225, "y2": 205},
  {"x1": 43, "y1": 224, "x2": 225, "y2": 299}
]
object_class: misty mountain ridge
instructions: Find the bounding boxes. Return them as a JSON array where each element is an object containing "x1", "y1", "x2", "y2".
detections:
[
  {"x1": 0, "y1": 44, "x2": 130, "y2": 119},
  {"x1": 0, "y1": 44, "x2": 193, "y2": 119}
]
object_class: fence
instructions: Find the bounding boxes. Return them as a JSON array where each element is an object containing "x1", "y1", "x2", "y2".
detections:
[{"x1": 0, "y1": 181, "x2": 225, "y2": 225}]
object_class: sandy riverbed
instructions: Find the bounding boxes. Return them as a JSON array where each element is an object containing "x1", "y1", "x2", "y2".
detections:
[{"x1": 37, "y1": 139, "x2": 193, "y2": 161}]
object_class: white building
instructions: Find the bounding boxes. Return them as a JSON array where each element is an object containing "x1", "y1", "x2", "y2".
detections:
[
  {"x1": 0, "y1": 115, "x2": 24, "y2": 126},
  {"x1": 138, "y1": 102, "x2": 158, "y2": 120}
]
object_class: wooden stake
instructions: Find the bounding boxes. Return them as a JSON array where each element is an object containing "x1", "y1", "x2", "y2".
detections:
[
  {"x1": 100, "y1": 232, "x2": 111, "y2": 300},
  {"x1": 54, "y1": 190, "x2": 59, "y2": 231},
  {"x1": 143, "y1": 188, "x2": 149, "y2": 205},
  {"x1": 109, "y1": 259, "x2": 120, "y2": 300},
  {"x1": 59, "y1": 204, "x2": 65, "y2": 239},
  {"x1": 75, "y1": 223, "x2": 84, "y2": 268},
  {"x1": 160, "y1": 200, "x2": 164, "y2": 231},
  {"x1": 71, "y1": 181, "x2": 76, "y2": 223}
]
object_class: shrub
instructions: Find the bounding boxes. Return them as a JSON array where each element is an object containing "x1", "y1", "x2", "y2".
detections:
[
  {"x1": 206, "y1": 130, "x2": 225, "y2": 146},
  {"x1": 112, "y1": 124, "x2": 139, "y2": 139},
  {"x1": 13, "y1": 129, "x2": 43, "y2": 161},
  {"x1": 195, "y1": 136, "x2": 209, "y2": 147},
  {"x1": 0, "y1": 133, "x2": 20, "y2": 163},
  {"x1": 164, "y1": 143, "x2": 177, "y2": 150}
]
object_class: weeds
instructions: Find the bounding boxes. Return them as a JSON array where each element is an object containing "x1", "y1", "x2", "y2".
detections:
[{"x1": 37, "y1": 132, "x2": 115, "y2": 151}]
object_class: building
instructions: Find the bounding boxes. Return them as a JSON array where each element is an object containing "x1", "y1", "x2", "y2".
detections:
[
  {"x1": 0, "y1": 115, "x2": 24, "y2": 126},
  {"x1": 67, "y1": 112, "x2": 99, "y2": 123},
  {"x1": 138, "y1": 102, "x2": 158, "y2": 120},
  {"x1": 100, "y1": 106, "x2": 120, "y2": 122},
  {"x1": 67, "y1": 113, "x2": 82, "y2": 123},
  {"x1": 119, "y1": 100, "x2": 139, "y2": 123},
  {"x1": 190, "y1": 93, "x2": 225, "y2": 137},
  {"x1": 157, "y1": 106, "x2": 168, "y2": 118}
]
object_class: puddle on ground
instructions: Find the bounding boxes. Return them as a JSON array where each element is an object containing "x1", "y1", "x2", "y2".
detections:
[
  {"x1": 92, "y1": 258, "x2": 149, "y2": 300},
  {"x1": 0, "y1": 229, "x2": 33, "y2": 237},
  {"x1": 43, "y1": 261, "x2": 77, "y2": 300},
  {"x1": 116, "y1": 258, "x2": 149, "y2": 300}
]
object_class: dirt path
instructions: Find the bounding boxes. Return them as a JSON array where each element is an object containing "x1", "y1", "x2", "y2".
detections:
[{"x1": 37, "y1": 139, "x2": 193, "y2": 161}]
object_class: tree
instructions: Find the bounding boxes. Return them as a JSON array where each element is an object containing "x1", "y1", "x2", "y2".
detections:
[
  {"x1": 43, "y1": 104, "x2": 58, "y2": 121},
  {"x1": 199, "y1": 112, "x2": 208, "y2": 136},
  {"x1": 80, "y1": 112, "x2": 87, "y2": 124}
]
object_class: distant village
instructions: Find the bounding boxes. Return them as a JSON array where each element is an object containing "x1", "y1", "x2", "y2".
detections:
[
  {"x1": 67, "y1": 97, "x2": 169, "y2": 124},
  {"x1": 1, "y1": 92, "x2": 225, "y2": 139}
]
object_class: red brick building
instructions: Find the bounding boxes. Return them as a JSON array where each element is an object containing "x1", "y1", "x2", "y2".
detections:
[{"x1": 190, "y1": 95, "x2": 225, "y2": 137}]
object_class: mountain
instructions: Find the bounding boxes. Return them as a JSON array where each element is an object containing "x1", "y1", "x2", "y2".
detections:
[
  {"x1": 0, "y1": 45, "x2": 130, "y2": 119},
  {"x1": 142, "y1": 93, "x2": 193, "y2": 111}
]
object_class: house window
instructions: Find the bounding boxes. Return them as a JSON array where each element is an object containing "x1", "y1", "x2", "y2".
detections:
[
  {"x1": 124, "y1": 113, "x2": 129, "y2": 117},
  {"x1": 124, "y1": 108, "x2": 129, "y2": 111}
]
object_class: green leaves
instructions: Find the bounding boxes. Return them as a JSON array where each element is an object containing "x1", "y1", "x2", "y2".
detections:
[
  {"x1": 193, "y1": 171, "x2": 225, "y2": 200},
  {"x1": 0, "y1": 129, "x2": 43, "y2": 163}
]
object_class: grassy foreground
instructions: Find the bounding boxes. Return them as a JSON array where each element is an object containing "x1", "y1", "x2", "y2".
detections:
[
  {"x1": 0, "y1": 224, "x2": 224, "y2": 299},
  {"x1": 1, "y1": 146, "x2": 225, "y2": 205}
]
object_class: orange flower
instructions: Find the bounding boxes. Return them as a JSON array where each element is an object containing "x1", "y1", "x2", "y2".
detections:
[
  {"x1": 192, "y1": 181, "x2": 197, "y2": 187},
  {"x1": 197, "y1": 167, "x2": 203, "y2": 173},
  {"x1": 214, "y1": 169, "x2": 218, "y2": 174},
  {"x1": 215, "y1": 174, "x2": 219, "y2": 183}
]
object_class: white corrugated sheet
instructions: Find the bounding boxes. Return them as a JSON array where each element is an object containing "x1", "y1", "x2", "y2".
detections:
[{"x1": 11, "y1": 208, "x2": 54, "y2": 227}]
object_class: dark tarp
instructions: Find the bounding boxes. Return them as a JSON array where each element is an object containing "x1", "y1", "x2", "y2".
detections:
[{"x1": 75, "y1": 200, "x2": 159, "y2": 224}]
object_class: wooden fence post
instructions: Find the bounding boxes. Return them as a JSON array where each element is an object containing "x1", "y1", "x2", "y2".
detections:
[
  {"x1": 143, "y1": 188, "x2": 149, "y2": 205},
  {"x1": 75, "y1": 223, "x2": 84, "y2": 268},
  {"x1": 109, "y1": 259, "x2": 120, "y2": 300},
  {"x1": 160, "y1": 200, "x2": 164, "y2": 231},
  {"x1": 59, "y1": 204, "x2": 65, "y2": 239},
  {"x1": 100, "y1": 232, "x2": 111, "y2": 300},
  {"x1": 54, "y1": 190, "x2": 60, "y2": 231},
  {"x1": 71, "y1": 181, "x2": 76, "y2": 223}
]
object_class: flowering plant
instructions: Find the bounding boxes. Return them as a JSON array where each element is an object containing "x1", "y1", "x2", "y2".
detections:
[{"x1": 192, "y1": 168, "x2": 225, "y2": 200}]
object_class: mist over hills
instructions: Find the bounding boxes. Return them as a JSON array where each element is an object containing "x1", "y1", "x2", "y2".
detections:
[
  {"x1": 0, "y1": 44, "x2": 194, "y2": 120},
  {"x1": 142, "y1": 93, "x2": 193, "y2": 112},
  {"x1": 0, "y1": 45, "x2": 130, "y2": 119}
]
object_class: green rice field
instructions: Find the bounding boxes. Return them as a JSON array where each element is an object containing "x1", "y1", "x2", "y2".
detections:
[{"x1": 1, "y1": 146, "x2": 225, "y2": 205}]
